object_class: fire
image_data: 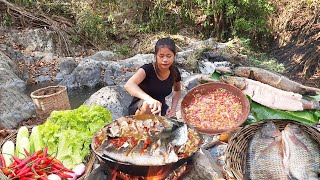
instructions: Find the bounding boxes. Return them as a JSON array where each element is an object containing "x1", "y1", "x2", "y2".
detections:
[{"x1": 108, "y1": 163, "x2": 189, "y2": 180}]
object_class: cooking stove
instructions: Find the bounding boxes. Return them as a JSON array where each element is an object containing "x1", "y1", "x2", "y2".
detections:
[{"x1": 107, "y1": 161, "x2": 191, "y2": 180}]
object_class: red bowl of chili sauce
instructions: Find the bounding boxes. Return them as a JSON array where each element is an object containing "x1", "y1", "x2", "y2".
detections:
[{"x1": 180, "y1": 82, "x2": 250, "y2": 134}]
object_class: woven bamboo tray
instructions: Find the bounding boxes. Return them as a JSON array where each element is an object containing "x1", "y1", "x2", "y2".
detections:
[
  {"x1": 0, "y1": 128, "x2": 95, "y2": 180},
  {"x1": 225, "y1": 119, "x2": 320, "y2": 180}
]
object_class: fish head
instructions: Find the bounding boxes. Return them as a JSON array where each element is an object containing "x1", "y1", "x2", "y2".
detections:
[
  {"x1": 283, "y1": 123, "x2": 309, "y2": 152},
  {"x1": 219, "y1": 75, "x2": 246, "y2": 90},
  {"x1": 259, "y1": 122, "x2": 281, "y2": 139},
  {"x1": 284, "y1": 123, "x2": 303, "y2": 136}
]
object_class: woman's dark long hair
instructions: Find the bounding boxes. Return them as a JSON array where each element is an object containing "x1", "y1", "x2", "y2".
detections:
[{"x1": 154, "y1": 38, "x2": 178, "y2": 82}]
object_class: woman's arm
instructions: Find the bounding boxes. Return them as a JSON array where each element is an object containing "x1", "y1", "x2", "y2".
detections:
[
  {"x1": 167, "y1": 81, "x2": 182, "y2": 117},
  {"x1": 124, "y1": 68, "x2": 162, "y2": 114}
]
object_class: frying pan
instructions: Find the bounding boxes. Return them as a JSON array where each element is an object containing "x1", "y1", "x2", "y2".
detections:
[
  {"x1": 90, "y1": 114, "x2": 202, "y2": 177},
  {"x1": 180, "y1": 82, "x2": 250, "y2": 134}
]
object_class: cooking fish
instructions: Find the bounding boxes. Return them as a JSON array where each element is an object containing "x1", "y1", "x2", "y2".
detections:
[
  {"x1": 93, "y1": 116, "x2": 200, "y2": 166},
  {"x1": 100, "y1": 138, "x2": 178, "y2": 165},
  {"x1": 220, "y1": 75, "x2": 320, "y2": 111},
  {"x1": 170, "y1": 123, "x2": 188, "y2": 146},
  {"x1": 282, "y1": 123, "x2": 320, "y2": 179},
  {"x1": 246, "y1": 121, "x2": 288, "y2": 180},
  {"x1": 216, "y1": 66, "x2": 320, "y2": 95}
]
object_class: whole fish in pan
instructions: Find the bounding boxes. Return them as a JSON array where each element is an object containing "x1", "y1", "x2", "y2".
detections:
[{"x1": 92, "y1": 116, "x2": 201, "y2": 166}]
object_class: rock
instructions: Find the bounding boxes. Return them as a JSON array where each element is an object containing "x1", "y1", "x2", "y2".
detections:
[
  {"x1": 57, "y1": 57, "x2": 78, "y2": 75},
  {"x1": 59, "y1": 59, "x2": 101, "y2": 88},
  {"x1": 0, "y1": 68, "x2": 26, "y2": 92},
  {"x1": 183, "y1": 148, "x2": 225, "y2": 180},
  {"x1": 0, "y1": 50, "x2": 19, "y2": 73},
  {"x1": 88, "y1": 51, "x2": 115, "y2": 61},
  {"x1": 0, "y1": 88, "x2": 35, "y2": 129},
  {"x1": 84, "y1": 85, "x2": 132, "y2": 120},
  {"x1": 183, "y1": 74, "x2": 203, "y2": 90}
]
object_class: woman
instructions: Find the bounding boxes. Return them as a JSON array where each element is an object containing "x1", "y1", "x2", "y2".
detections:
[{"x1": 124, "y1": 38, "x2": 182, "y2": 117}]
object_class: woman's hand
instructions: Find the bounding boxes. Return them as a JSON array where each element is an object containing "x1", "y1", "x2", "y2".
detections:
[
  {"x1": 145, "y1": 97, "x2": 162, "y2": 115},
  {"x1": 166, "y1": 108, "x2": 176, "y2": 118}
]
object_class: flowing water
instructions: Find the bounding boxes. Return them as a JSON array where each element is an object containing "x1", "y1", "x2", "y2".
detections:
[{"x1": 25, "y1": 82, "x2": 102, "y2": 109}]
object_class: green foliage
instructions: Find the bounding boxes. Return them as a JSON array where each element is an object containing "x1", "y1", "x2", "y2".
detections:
[
  {"x1": 77, "y1": 10, "x2": 106, "y2": 43},
  {"x1": 113, "y1": 44, "x2": 131, "y2": 56},
  {"x1": 69, "y1": 35, "x2": 81, "y2": 45},
  {"x1": 2, "y1": 13, "x2": 13, "y2": 27},
  {"x1": 6, "y1": 0, "x2": 275, "y2": 50},
  {"x1": 14, "y1": 0, "x2": 35, "y2": 6}
]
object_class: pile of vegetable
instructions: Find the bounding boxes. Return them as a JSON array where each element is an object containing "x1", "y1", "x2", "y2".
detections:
[
  {"x1": 0, "y1": 105, "x2": 112, "y2": 179},
  {"x1": 38, "y1": 105, "x2": 112, "y2": 169},
  {"x1": 0, "y1": 127, "x2": 86, "y2": 179}
]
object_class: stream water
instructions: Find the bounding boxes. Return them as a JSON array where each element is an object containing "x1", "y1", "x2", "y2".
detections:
[{"x1": 25, "y1": 82, "x2": 102, "y2": 109}]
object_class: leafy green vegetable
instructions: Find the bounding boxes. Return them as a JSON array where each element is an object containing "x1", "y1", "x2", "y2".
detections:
[{"x1": 38, "y1": 105, "x2": 112, "y2": 169}]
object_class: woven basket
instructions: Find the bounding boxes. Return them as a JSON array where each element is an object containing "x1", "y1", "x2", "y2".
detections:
[
  {"x1": 30, "y1": 86, "x2": 71, "y2": 120},
  {"x1": 225, "y1": 119, "x2": 320, "y2": 180},
  {"x1": 0, "y1": 128, "x2": 95, "y2": 180}
]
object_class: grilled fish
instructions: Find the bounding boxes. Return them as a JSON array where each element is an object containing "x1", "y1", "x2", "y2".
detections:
[
  {"x1": 246, "y1": 121, "x2": 288, "y2": 180},
  {"x1": 94, "y1": 117, "x2": 200, "y2": 166},
  {"x1": 220, "y1": 75, "x2": 320, "y2": 111},
  {"x1": 282, "y1": 123, "x2": 320, "y2": 179},
  {"x1": 217, "y1": 66, "x2": 320, "y2": 95}
]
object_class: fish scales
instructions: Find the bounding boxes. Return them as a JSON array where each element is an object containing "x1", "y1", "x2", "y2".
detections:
[
  {"x1": 282, "y1": 124, "x2": 320, "y2": 179},
  {"x1": 246, "y1": 122, "x2": 288, "y2": 180}
]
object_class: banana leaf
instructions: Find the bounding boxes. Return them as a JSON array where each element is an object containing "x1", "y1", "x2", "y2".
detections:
[{"x1": 247, "y1": 99, "x2": 320, "y2": 125}]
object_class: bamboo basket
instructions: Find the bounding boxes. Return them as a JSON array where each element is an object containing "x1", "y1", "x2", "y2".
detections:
[
  {"x1": 225, "y1": 119, "x2": 320, "y2": 180},
  {"x1": 30, "y1": 86, "x2": 71, "y2": 120},
  {"x1": 0, "y1": 128, "x2": 95, "y2": 180}
]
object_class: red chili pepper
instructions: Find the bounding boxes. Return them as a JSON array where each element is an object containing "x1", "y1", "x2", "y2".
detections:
[
  {"x1": 12, "y1": 156, "x2": 22, "y2": 164},
  {"x1": 15, "y1": 157, "x2": 31, "y2": 169},
  {"x1": 23, "y1": 171, "x2": 35, "y2": 177},
  {"x1": 57, "y1": 171, "x2": 73, "y2": 178},
  {"x1": 8, "y1": 161, "x2": 17, "y2": 168},
  {"x1": 0, "y1": 167, "x2": 11, "y2": 175},
  {"x1": 20, "y1": 177, "x2": 35, "y2": 180},
  {"x1": 43, "y1": 146, "x2": 48, "y2": 158},
  {"x1": 24, "y1": 148, "x2": 31, "y2": 157},
  {"x1": 0, "y1": 154, "x2": 6, "y2": 167},
  {"x1": 16, "y1": 166, "x2": 31, "y2": 177}
]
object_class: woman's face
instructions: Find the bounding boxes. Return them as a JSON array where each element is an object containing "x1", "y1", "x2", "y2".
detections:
[{"x1": 155, "y1": 47, "x2": 175, "y2": 70}]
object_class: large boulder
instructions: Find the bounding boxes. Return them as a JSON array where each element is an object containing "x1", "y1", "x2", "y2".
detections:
[
  {"x1": 59, "y1": 59, "x2": 101, "y2": 88},
  {"x1": 84, "y1": 85, "x2": 132, "y2": 120},
  {"x1": 0, "y1": 88, "x2": 35, "y2": 129},
  {"x1": 0, "y1": 68, "x2": 26, "y2": 92}
]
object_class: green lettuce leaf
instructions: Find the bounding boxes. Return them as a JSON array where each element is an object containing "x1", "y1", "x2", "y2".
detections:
[{"x1": 39, "y1": 105, "x2": 112, "y2": 169}]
